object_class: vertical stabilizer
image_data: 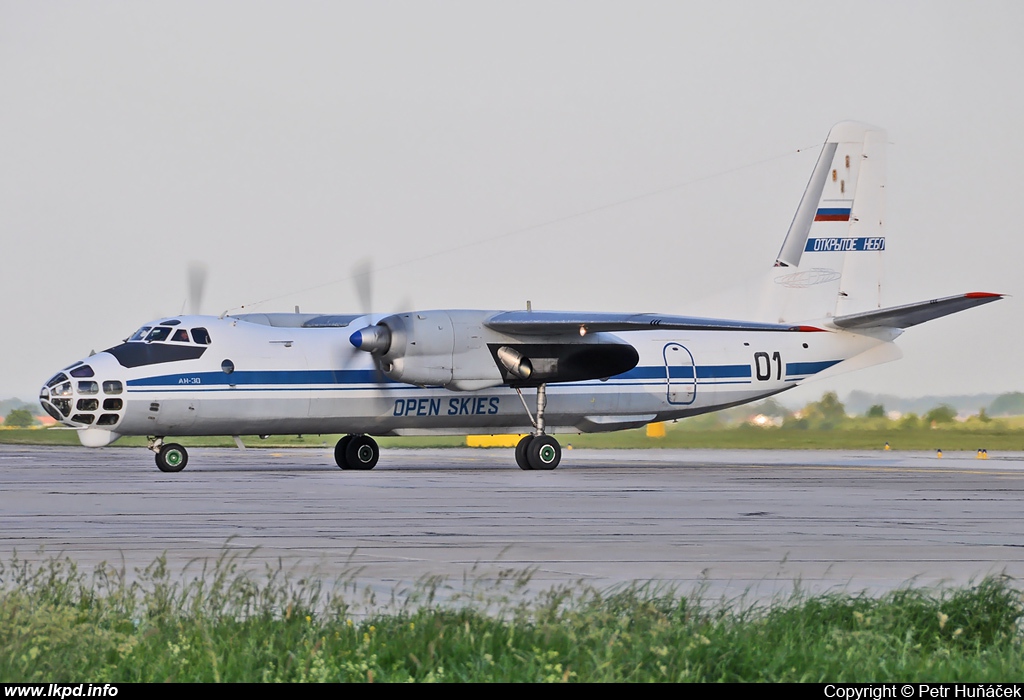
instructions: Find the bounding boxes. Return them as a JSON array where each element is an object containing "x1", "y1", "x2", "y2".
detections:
[{"x1": 764, "y1": 122, "x2": 887, "y2": 323}]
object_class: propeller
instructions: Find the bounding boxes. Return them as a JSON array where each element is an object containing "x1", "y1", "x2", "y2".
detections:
[
  {"x1": 351, "y1": 258, "x2": 373, "y2": 316},
  {"x1": 187, "y1": 262, "x2": 208, "y2": 316},
  {"x1": 344, "y1": 258, "x2": 410, "y2": 385},
  {"x1": 339, "y1": 258, "x2": 383, "y2": 380}
]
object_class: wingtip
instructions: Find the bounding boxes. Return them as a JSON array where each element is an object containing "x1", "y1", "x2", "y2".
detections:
[{"x1": 964, "y1": 292, "x2": 1005, "y2": 299}]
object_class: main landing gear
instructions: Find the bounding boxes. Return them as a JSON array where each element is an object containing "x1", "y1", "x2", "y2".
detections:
[
  {"x1": 513, "y1": 383, "x2": 562, "y2": 471},
  {"x1": 334, "y1": 434, "x2": 379, "y2": 470},
  {"x1": 149, "y1": 437, "x2": 188, "y2": 473}
]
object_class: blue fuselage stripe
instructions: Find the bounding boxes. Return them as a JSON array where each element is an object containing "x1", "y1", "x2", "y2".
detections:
[
  {"x1": 126, "y1": 363, "x2": 769, "y2": 389},
  {"x1": 127, "y1": 369, "x2": 387, "y2": 387},
  {"x1": 785, "y1": 360, "x2": 841, "y2": 376},
  {"x1": 617, "y1": 364, "x2": 752, "y2": 380}
]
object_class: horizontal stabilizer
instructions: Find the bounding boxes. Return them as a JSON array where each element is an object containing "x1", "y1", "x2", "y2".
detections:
[
  {"x1": 486, "y1": 311, "x2": 819, "y2": 335},
  {"x1": 831, "y1": 293, "x2": 1003, "y2": 330}
]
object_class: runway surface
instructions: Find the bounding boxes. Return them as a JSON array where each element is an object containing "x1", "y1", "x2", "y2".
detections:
[{"x1": 2, "y1": 444, "x2": 1023, "y2": 603}]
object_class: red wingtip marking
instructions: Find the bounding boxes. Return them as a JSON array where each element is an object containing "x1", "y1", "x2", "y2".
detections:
[
  {"x1": 791, "y1": 325, "x2": 827, "y2": 332},
  {"x1": 964, "y1": 292, "x2": 1003, "y2": 299}
]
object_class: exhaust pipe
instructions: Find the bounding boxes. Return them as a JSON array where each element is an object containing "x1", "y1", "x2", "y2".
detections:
[{"x1": 496, "y1": 345, "x2": 533, "y2": 380}]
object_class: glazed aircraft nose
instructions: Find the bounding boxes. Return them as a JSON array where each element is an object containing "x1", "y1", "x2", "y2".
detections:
[{"x1": 39, "y1": 355, "x2": 126, "y2": 429}]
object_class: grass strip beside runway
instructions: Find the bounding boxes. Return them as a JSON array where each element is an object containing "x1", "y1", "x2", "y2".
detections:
[{"x1": 2, "y1": 554, "x2": 1022, "y2": 682}]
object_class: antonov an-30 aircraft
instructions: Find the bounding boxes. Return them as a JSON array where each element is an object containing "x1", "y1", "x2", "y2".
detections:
[{"x1": 40, "y1": 122, "x2": 1002, "y2": 472}]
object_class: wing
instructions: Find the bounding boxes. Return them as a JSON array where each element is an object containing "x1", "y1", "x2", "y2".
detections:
[
  {"x1": 831, "y1": 292, "x2": 1004, "y2": 330},
  {"x1": 485, "y1": 311, "x2": 818, "y2": 335}
]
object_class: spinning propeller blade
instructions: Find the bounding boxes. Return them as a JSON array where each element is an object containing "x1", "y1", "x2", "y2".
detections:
[
  {"x1": 351, "y1": 258, "x2": 373, "y2": 316},
  {"x1": 187, "y1": 262, "x2": 208, "y2": 316}
]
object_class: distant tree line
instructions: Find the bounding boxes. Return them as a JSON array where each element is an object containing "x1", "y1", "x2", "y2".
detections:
[
  {"x1": 688, "y1": 391, "x2": 1020, "y2": 432},
  {"x1": 989, "y1": 392, "x2": 1024, "y2": 416},
  {"x1": 3, "y1": 409, "x2": 35, "y2": 428}
]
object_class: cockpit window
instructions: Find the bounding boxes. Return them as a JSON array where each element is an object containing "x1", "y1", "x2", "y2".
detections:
[
  {"x1": 145, "y1": 327, "x2": 172, "y2": 342},
  {"x1": 191, "y1": 328, "x2": 211, "y2": 344},
  {"x1": 170, "y1": 329, "x2": 190, "y2": 343},
  {"x1": 70, "y1": 365, "x2": 95, "y2": 378},
  {"x1": 129, "y1": 327, "x2": 152, "y2": 341},
  {"x1": 162, "y1": 319, "x2": 181, "y2": 326}
]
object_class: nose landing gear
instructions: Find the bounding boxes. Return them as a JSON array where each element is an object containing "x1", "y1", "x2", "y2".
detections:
[{"x1": 149, "y1": 437, "x2": 189, "y2": 473}]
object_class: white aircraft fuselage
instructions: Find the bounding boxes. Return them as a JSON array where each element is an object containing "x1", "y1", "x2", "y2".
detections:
[
  {"x1": 42, "y1": 313, "x2": 886, "y2": 443},
  {"x1": 39, "y1": 122, "x2": 1003, "y2": 471}
]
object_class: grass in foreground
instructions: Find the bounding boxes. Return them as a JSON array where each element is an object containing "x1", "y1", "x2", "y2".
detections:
[{"x1": 2, "y1": 554, "x2": 1022, "y2": 682}]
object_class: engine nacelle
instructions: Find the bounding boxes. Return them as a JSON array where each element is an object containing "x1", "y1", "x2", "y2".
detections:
[
  {"x1": 350, "y1": 310, "x2": 639, "y2": 390},
  {"x1": 354, "y1": 310, "x2": 501, "y2": 389}
]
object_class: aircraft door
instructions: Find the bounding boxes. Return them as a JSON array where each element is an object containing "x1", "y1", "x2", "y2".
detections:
[{"x1": 663, "y1": 343, "x2": 696, "y2": 405}]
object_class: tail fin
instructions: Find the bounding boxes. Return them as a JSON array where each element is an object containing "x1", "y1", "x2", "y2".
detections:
[{"x1": 763, "y1": 121, "x2": 887, "y2": 323}]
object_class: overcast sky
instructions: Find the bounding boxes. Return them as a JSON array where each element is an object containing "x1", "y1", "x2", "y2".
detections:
[{"x1": 2, "y1": 1, "x2": 1021, "y2": 405}]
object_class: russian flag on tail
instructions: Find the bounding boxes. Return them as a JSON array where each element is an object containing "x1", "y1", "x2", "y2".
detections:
[
  {"x1": 814, "y1": 200, "x2": 853, "y2": 222},
  {"x1": 814, "y1": 207, "x2": 852, "y2": 222}
]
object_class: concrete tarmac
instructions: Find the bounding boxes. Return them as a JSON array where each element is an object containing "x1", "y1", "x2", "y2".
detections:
[{"x1": 2, "y1": 444, "x2": 1023, "y2": 603}]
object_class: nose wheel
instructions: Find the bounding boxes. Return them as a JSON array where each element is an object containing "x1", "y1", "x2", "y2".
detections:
[
  {"x1": 335, "y1": 434, "x2": 379, "y2": 470},
  {"x1": 154, "y1": 442, "x2": 189, "y2": 473}
]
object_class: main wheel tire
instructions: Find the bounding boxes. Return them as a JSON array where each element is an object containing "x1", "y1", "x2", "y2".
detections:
[
  {"x1": 515, "y1": 435, "x2": 535, "y2": 470},
  {"x1": 156, "y1": 443, "x2": 188, "y2": 473},
  {"x1": 334, "y1": 435, "x2": 355, "y2": 469},
  {"x1": 527, "y1": 434, "x2": 560, "y2": 470},
  {"x1": 344, "y1": 434, "x2": 379, "y2": 470}
]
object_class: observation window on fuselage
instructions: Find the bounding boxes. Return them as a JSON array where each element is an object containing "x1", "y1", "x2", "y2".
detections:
[
  {"x1": 191, "y1": 328, "x2": 211, "y2": 344},
  {"x1": 102, "y1": 381, "x2": 123, "y2": 395},
  {"x1": 145, "y1": 327, "x2": 172, "y2": 342},
  {"x1": 170, "y1": 329, "x2": 190, "y2": 343},
  {"x1": 130, "y1": 327, "x2": 152, "y2": 341},
  {"x1": 46, "y1": 373, "x2": 68, "y2": 388},
  {"x1": 42, "y1": 403, "x2": 62, "y2": 422}
]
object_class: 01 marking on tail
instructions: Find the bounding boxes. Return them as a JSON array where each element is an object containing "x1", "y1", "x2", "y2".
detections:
[{"x1": 40, "y1": 122, "x2": 1003, "y2": 471}]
